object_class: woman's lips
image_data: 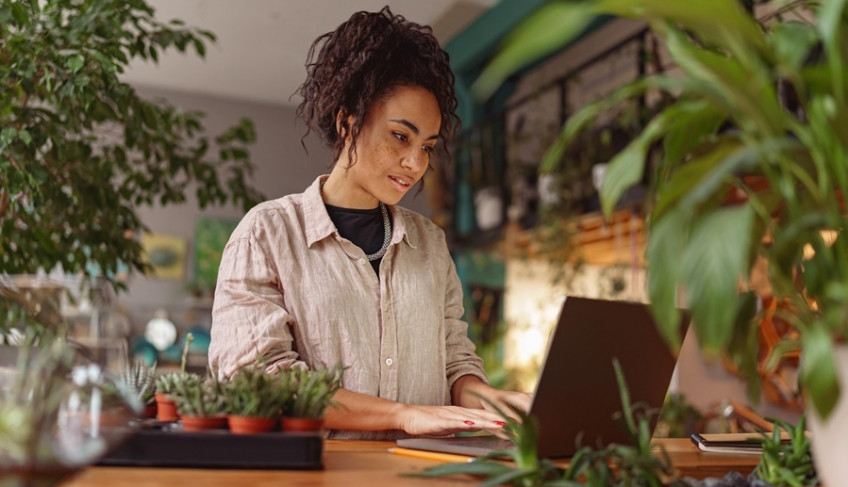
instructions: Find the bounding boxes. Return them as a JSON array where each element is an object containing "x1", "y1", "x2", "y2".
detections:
[{"x1": 388, "y1": 175, "x2": 411, "y2": 192}]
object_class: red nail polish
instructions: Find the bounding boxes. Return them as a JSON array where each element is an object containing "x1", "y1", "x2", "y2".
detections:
[
  {"x1": 464, "y1": 420, "x2": 475, "y2": 426},
  {"x1": 493, "y1": 421, "x2": 506, "y2": 426}
]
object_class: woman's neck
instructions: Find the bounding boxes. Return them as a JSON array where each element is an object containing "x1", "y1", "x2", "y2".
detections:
[{"x1": 321, "y1": 166, "x2": 379, "y2": 209}]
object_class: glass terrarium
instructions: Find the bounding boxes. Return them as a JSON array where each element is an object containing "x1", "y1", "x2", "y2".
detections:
[
  {"x1": 0, "y1": 275, "x2": 141, "y2": 487},
  {"x1": 0, "y1": 341, "x2": 141, "y2": 487}
]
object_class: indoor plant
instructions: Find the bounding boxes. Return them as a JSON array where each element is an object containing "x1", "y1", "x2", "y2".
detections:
[
  {"x1": 224, "y1": 366, "x2": 289, "y2": 434},
  {"x1": 282, "y1": 365, "x2": 345, "y2": 432},
  {"x1": 154, "y1": 371, "x2": 201, "y2": 423},
  {"x1": 118, "y1": 359, "x2": 157, "y2": 419},
  {"x1": 473, "y1": 1, "x2": 847, "y2": 484},
  {"x1": 0, "y1": 0, "x2": 263, "y2": 326},
  {"x1": 154, "y1": 334, "x2": 199, "y2": 422},
  {"x1": 171, "y1": 376, "x2": 228, "y2": 432}
]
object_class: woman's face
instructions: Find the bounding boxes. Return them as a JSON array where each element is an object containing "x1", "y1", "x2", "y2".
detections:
[{"x1": 337, "y1": 84, "x2": 441, "y2": 208}]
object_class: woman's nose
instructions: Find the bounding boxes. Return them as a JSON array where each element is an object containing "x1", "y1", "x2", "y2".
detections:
[{"x1": 401, "y1": 148, "x2": 427, "y2": 173}]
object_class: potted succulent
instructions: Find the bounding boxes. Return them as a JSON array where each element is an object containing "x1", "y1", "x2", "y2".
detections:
[
  {"x1": 224, "y1": 366, "x2": 289, "y2": 434},
  {"x1": 118, "y1": 359, "x2": 157, "y2": 419},
  {"x1": 154, "y1": 372, "x2": 201, "y2": 423},
  {"x1": 282, "y1": 365, "x2": 345, "y2": 432},
  {"x1": 171, "y1": 376, "x2": 228, "y2": 432},
  {"x1": 473, "y1": 0, "x2": 848, "y2": 484},
  {"x1": 153, "y1": 333, "x2": 199, "y2": 422}
]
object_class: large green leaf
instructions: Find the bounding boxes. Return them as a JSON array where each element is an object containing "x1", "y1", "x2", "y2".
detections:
[
  {"x1": 471, "y1": 2, "x2": 596, "y2": 100},
  {"x1": 801, "y1": 324, "x2": 840, "y2": 419},
  {"x1": 770, "y1": 21, "x2": 820, "y2": 73},
  {"x1": 663, "y1": 26, "x2": 783, "y2": 138},
  {"x1": 661, "y1": 99, "x2": 725, "y2": 169},
  {"x1": 646, "y1": 209, "x2": 688, "y2": 349},
  {"x1": 818, "y1": 0, "x2": 848, "y2": 105},
  {"x1": 653, "y1": 136, "x2": 743, "y2": 220},
  {"x1": 681, "y1": 205, "x2": 755, "y2": 354},
  {"x1": 597, "y1": 0, "x2": 767, "y2": 59},
  {"x1": 599, "y1": 105, "x2": 670, "y2": 217}
]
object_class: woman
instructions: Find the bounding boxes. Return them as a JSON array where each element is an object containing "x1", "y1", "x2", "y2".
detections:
[{"x1": 209, "y1": 6, "x2": 530, "y2": 440}]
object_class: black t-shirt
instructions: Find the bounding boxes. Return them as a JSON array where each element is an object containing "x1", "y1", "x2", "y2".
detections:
[{"x1": 325, "y1": 203, "x2": 389, "y2": 274}]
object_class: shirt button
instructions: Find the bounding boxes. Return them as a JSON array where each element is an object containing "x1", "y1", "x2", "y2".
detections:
[{"x1": 385, "y1": 358, "x2": 393, "y2": 366}]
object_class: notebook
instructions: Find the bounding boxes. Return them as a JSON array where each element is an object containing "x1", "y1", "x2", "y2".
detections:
[{"x1": 397, "y1": 296, "x2": 689, "y2": 458}]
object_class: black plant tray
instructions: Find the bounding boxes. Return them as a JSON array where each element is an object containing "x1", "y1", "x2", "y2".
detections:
[{"x1": 99, "y1": 426, "x2": 323, "y2": 470}]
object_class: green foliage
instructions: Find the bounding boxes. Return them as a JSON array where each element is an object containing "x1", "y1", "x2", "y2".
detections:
[
  {"x1": 754, "y1": 415, "x2": 818, "y2": 486},
  {"x1": 411, "y1": 360, "x2": 687, "y2": 487},
  {"x1": 0, "y1": 0, "x2": 264, "y2": 303},
  {"x1": 478, "y1": 0, "x2": 848, "y2": 419},
  {"x1": 172, "y1": 376, "x2": 227, "y2": 417},
  {"x1": 285, "y1": 365, "x2": 345, "y2": 419},
  {"x1": 118, "y1": 358, "x2": 156, "y2": 405},
  {"x1": 154, "y1": 371, "x2": 201, "y2": 397},
  {"x1": 224, "y1": 366, "x2": 291, "y2": 418}
]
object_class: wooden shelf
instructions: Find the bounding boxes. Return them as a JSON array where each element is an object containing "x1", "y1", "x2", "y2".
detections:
[{"x1": 500, "y1": 209, "x2": 645, "y2": 266}]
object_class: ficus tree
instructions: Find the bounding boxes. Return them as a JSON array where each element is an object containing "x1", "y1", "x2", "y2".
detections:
[{"x1": 0, "y1": 0, "x2": 264, "y2": 318}]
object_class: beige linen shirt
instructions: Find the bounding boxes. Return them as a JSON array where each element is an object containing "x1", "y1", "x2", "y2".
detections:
[{"x1": 209, "y1": 175, "x2": 487, "y2": 439}]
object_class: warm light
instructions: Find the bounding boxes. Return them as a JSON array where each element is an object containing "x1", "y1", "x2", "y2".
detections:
[{"x1": 802, "y1": 229, "x2": 839, "y2": 260}]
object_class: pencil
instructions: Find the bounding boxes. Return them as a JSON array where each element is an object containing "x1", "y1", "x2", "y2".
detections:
[{"x1": 388, "y1": 447, "x2": 475, "y2": 463}]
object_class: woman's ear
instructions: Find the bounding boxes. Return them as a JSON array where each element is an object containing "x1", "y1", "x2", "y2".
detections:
[{"x1": 335, "y1": 110, "x2": 349, "y2": 140}]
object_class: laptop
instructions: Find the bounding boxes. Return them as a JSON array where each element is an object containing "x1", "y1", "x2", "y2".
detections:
[{"x1": 397, "y1": 296, "x2": 689, "y2": 458}]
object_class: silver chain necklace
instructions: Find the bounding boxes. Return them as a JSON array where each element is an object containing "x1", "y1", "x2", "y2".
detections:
[
  {"x1": 366, "y1": 202, "x2": 392, "y2": 262},
  {"x1": 321, "y1": 179, "x2": 392, "y2": 262}
]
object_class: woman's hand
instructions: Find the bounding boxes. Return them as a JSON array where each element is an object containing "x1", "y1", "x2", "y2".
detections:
[
  {"x1": 397, "y1": 404, "x2": 509, "y2": 436},
  {"x1": 451, "y1": 375, "x2": 532, "y2": 423}
]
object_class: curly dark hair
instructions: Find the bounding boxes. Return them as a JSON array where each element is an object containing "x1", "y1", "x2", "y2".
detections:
[{"x1": 295, "y1": 6, "x2": 459, "y2": 167}]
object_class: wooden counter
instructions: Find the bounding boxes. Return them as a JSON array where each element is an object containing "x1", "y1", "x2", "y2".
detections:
[{"x1": 64, "y1": 437, "x2": 761, "y2": 487}]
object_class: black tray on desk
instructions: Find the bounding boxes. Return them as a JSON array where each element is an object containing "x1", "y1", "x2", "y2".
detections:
[{"x1": 99, "y1": 428, "x2": 323, "y2": 470}]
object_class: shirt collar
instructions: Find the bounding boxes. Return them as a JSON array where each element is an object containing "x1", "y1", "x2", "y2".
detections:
[{"x1": 304, "y1": 175, "x2": 418, "y2": 250}]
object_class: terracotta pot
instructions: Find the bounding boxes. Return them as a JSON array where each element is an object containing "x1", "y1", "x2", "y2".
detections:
[
  {"x1": 181, "y1": 415, "x2": 227, "y2": 432},
  {"x1": 154, "y1": 393, "x2": 178, "y2": 422},
  {"x1": 281, "y1": 416, "x2": 324, "y2": 432},
  {"x1": 227, "y1": 415, "x2": 277, "y2": 434}
]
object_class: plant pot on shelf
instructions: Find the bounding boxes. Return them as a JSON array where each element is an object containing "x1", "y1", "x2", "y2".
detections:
[
  {"x1": 807, "y1": 345, "x2": 848, "y2": 487},
  {"x1": 228, "y1": 415, "x2": 277, "y2": 435},
  {"x1": 181, "y1": 415, "x2": 227, "y2": 432},
  {"x1": 281, "y1": 416, "x2": 323, "y2": 433},
  {"x1": 154, "y1": 393, "x2": 178, "y2": 422}
]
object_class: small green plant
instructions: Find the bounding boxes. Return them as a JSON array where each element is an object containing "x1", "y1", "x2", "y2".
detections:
[
  {"x1": 154, "y1": 333, "x2": 200, "y2": 397},
  {"x1": 154, "y1": 371, "x2": 201, "y2": 397},
  {"x1": 172, "y1": 376, "x2": 227, "y2": 418},
  {"x1": 119, "y1": 359, "x2": 157, "y2": 406},
  {"x1": 753, "y1": 415, "x2": 817, "y2": 487},
  {"x1": 225, "y1": 366, "x2": 289, "y2": 418},
  {"x1": 285, "y1": 365, "x2": 345, "y2": 419}
]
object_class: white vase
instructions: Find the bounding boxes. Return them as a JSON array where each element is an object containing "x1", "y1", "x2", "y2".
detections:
[{"x1": 808, "y1": 345, "x2": 848, "y2": 487}]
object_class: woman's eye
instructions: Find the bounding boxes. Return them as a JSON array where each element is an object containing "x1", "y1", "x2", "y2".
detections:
[
  {"x1": 393, "y1": 132, "x2": 407, "y2": 142},
  {"x1": 422, "y1": 145, "x2": 434, "y2": 154}
]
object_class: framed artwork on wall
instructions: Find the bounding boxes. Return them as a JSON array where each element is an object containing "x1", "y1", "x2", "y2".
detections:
[{"x1": 193, "y1": 217, "x2": 239, "y2": 293}]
